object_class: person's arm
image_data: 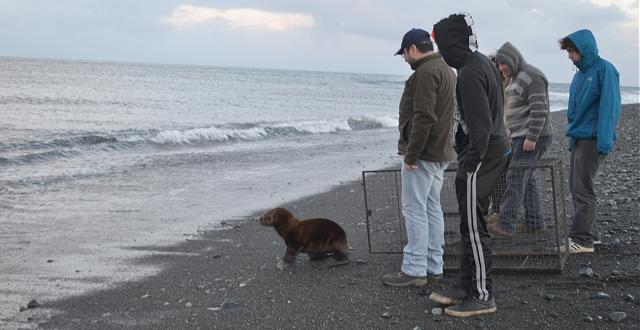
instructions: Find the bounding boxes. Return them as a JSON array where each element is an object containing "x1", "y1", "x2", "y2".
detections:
[
  {"x1": 524, "y1": 73, "x2": 549, "y2": 151},
  {"x1": 566, "y1": 74, "x2": 579, "y2": 151},
  {"x1": 404, "y1": 69, "x2": 438, "y2": 166},
  {"x1": 596, "y1": 63, "x2": 621, "y2": 154},
  {"x1": 458, "y1": 69, "x2": 492, "y2": 173}
]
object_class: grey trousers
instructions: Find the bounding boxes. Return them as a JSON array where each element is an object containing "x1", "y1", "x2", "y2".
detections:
[{"x1": 569, "y1": 139, "x2": 606, "y2": 246}]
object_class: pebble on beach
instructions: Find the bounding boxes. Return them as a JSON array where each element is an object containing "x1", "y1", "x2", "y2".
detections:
[
  {"x1": 27, "y1": 300, "x2": 40, "y2": 309},
  {"x1": 608, "y1": 311, "x2": 627, "y2": 322},
  {"x1": 578, "y1": 267, "x2": 594, "y2": 277},
  {"x1": 592, "y1": 292, "x2": 611, "y2": 300},
  {"x1": 221, "y1": 300, "x2": 240, "y2": 309}
]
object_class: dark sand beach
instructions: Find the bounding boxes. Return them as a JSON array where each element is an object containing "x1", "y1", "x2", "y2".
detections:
[{"x1": 21, "y1": 104, "x2": 640, "y2": 329}]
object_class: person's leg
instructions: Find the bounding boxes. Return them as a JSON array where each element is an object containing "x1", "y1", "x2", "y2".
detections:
[
  {"x1": 569, "y1": 139, "x2": 606, "y2": 246},
  {"x1": 444, "y1": 155, "x2": 508, "y2": 317},
  {"x1": 523, "y1": 136, "x2": 551, "y2": 228},
  {"x1": 489, "y1": 171, "x2": 506, "y2": 214},
  {"x1": 466, "y1": 156, "x2": 507, "y2": 301},
  {"x1": 429, "y1": 164, "x2": 472, "y2": 305},
  {"x1": 425, "y1": 161, "x2": 447, "y2": 276},
  {"x1": 497, "y1": 138, "x2": 527, "y2": 232},
  {"x1": 400, "y1": 160, "x2": 433, "y2": 277}
]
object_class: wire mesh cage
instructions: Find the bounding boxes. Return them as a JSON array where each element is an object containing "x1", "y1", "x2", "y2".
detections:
[{"x1": 362, "y1": 158, "x2": 569, "y2": 273}]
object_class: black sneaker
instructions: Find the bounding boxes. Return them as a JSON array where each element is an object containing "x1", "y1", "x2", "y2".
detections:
[
  {"x1": 445, "y1": 297, "x2": 497, "y2": 317},
  {"x1": 429, "y1": 286, "x2": 468, "y2": 305}
]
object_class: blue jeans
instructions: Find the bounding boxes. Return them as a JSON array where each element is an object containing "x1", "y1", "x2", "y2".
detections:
[
  {"x1": 498, "y1": 136, "x2": 551, "y2": 231},
  {"x1": 401, "y1": 159, "x2": 448, "y2": 277}
]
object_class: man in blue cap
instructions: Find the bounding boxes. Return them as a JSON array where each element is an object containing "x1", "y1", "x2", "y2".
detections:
[
  {"x1": 559, "y1": 29, "x2": 621, "y2": 254},
  {"x1": 381, "y1": 28, "x2": 456, "y2": 287}
]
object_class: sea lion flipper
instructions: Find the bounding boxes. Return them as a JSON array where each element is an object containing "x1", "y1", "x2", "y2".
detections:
[
  {"x1": 308, "y1": 252, "x2": 330, "y2": 261},
  {"x1": 277, "y1": 259, "x2": 293, "y2": 270},
  {"x1": 327, "y1": 256, "x2": 350, "y2": 268}
]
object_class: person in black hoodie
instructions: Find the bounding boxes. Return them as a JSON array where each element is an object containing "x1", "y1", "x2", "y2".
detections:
[{"x1": 428, "y1": 13, "x2": 511, "y2": 317}]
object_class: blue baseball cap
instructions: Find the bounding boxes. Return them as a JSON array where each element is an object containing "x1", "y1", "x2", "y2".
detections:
[{"x1": 395, "y1": 28, "x2": 432, "y2": 55}]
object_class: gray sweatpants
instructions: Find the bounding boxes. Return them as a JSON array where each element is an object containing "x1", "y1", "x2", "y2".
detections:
[{"x1": 569, "y1": 139, "x2": 606, "y2": 246}]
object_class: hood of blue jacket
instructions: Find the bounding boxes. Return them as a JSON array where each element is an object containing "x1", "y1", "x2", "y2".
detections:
[{"x1": 567, "y1": 29, "x2": 600, "y2": 71}]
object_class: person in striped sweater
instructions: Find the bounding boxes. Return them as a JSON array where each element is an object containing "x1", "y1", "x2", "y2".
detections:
[{"x1": 489, "y1": 42, "x2": 553, "y2": 236}]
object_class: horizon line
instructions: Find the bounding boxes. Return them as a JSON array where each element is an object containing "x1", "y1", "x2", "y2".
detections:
[{"x1": 1, "y1": 55, "x2": 639, "y2": 88}]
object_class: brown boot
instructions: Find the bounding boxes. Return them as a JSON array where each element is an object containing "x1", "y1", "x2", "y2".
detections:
[{"x1": 488, "y1": 221, "x2": 513, "y2": 237}]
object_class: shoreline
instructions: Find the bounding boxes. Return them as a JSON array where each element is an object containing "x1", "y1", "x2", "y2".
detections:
[
  {"x1": 7, "y1": 105, "x2": 640, "y2": 329},
  {"x1": 0, "y1": 127, "x2": 398, "y2": 328}
]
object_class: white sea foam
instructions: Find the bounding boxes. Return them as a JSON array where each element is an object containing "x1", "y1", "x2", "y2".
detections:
[{"x1": 134, "y1": 116, "x2": 398, "y2": 145}]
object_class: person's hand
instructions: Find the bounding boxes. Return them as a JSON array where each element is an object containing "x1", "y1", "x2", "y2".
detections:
[
  {"x1": 523, "y1": 138, "x2": 537, "y2": 152},
  {"x1": 405, "y1": 163, "x2": 418, "y2": 171}
]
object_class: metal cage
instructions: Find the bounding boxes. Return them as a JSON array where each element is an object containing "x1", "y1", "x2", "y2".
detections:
[{"x1": 362, "y1": 158, "x2": 569, "y2": 273}]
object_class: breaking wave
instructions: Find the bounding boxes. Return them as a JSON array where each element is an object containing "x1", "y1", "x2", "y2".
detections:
[{"x1": 1, "y1": 116, "x2": 397, "y2": 165}]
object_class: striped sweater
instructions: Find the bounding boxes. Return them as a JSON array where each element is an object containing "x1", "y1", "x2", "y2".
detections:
[{"x1": 496, "y1": 42, "x2": 553, "y2": 141}]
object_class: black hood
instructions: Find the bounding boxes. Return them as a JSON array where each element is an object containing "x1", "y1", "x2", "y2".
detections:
[{"x1": 432, "y1": 14, "x2": 474, "y2": 69}]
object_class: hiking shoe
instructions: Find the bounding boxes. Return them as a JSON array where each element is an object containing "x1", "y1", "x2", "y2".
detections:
[
  {"x1": 560, "y1": 239, "x2": 594, "y2": 254},
  {"x1": 429, "y1": 286, "x2": 468, "y2": 305},
  {"x1": 381, "y1": 271, "x2": 428, "y2": 287},
  {"x1": 445, "y1": 297, "x2": 497, "y2": 317},
  {"x1": 487, "y1": 212, "x2": 499, "y2": 225},
  {"x1": 518, "y1": 223, "x2": 546, "y2": 234},
  {"x1": 488, "y1": 221, "x2": 513, "y2": 237},
  {"x1": 427, "y1": 273, "x2": 444, "y2": 283}
]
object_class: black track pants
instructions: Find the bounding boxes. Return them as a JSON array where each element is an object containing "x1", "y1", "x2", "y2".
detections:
[{"x1": 455, "y1": 154, "x2": 509, "y2": 301}]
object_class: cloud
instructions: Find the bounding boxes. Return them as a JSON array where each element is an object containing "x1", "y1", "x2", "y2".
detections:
[
  {"x1": 162, "y1": 5, "x2": 315, "y2": 32},
  {"x1": 590, "y1": 0, "x2": 639, "y2": 47}
]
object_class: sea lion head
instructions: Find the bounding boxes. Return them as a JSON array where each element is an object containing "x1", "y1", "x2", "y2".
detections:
[{"x1": 259, "y1": 207, "x2": 293, "y2": 226}]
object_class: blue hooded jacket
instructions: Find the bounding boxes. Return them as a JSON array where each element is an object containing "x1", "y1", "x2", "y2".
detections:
[{"x1": 566, "y1": 29, "x2": 621, "y2": 154}]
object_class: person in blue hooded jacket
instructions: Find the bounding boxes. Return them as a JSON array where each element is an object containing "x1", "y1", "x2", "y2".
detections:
[{"x1": 559, "y1": 29, "x2": 621, "y2": 254}]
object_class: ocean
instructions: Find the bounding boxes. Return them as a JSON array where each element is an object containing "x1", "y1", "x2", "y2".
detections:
[{"x1": 0, "y1": 57, "x2": 638, "y2": 324}]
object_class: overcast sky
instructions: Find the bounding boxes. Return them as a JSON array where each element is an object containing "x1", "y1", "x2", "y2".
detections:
[{"x1": 1, "y1": 0, "x2": 638, "y2": 86}]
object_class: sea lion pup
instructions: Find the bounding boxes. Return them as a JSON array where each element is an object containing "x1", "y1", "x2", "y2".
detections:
[{"x1": 259, "y1": 207, "x2": 350, "y2": 270}]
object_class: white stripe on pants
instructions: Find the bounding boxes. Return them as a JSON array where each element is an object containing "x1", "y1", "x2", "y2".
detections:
[{"x1": 467, "y1": 163, "x2": 489, "y2": 301}]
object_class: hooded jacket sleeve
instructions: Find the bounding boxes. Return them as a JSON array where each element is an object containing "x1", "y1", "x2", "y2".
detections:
[
  {"x1": 525, "y1": 73, "x2": 549, "y2": 142},
  {"x1": 458, "y1": 69, "x2": 492, "y2": 173},
  {"x1": 404, "y1": 69, "x2": 438, "y2": 165},
  {"x1": 596, "y1": 62, "x2": 621, "y2": 154}
]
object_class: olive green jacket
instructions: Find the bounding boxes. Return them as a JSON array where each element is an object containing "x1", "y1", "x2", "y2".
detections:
[{"x1": 398, "y1": 53, "x2": 456, "y2": 164}]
